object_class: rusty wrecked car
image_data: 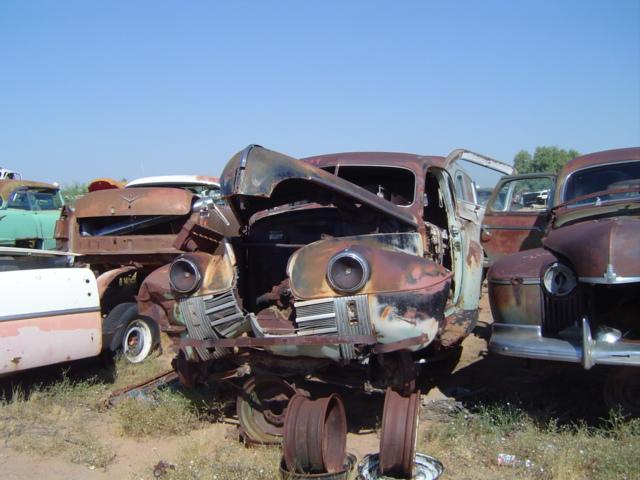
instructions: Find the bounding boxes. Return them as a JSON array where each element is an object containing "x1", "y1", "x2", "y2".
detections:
[
  {"x1": 55, "y1": 175, "x2": 236, "y2": 363},
  {"x1": 488, "y1": 147, "x2": 640, "y2": 416},
  {"x1": 136, "y1": 145, "x2": 511, "y2": 470}
]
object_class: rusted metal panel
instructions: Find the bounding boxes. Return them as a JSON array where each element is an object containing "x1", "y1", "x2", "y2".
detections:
[
  {"x1": 288, "y1": 236, "x2": 450, "y2": 300},
  {"x1": 220, "y1": 145, "x2": 419, "y2": 228},
  {"x1": 481, "y1": 213, "x2": 550, "y2": 266},
  {"x1": 96, "y1": 266, "x2": 137, "y2": 298},
  {"x1": 439, "y1": 309, "x2": 478, "y2": 347},
  {"x1": 543, "y1": 217, "x2": 640, "y2": 280},
  {"x1": 137, "y1": 264, "x2": 179, "y2": 330},
  {"x1": 74, "y1": 187, "x2": 193, "y2": 218},
  {"x1": 369, "y1": 282, "x2": 450, "y2": 350}
]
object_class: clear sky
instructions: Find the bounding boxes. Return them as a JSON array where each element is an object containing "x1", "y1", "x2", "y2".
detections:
[{"x1": 1, "y1": 0, "x2": 639, "y2": 187}]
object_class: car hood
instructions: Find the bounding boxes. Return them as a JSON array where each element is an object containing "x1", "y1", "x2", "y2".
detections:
[
  {"x1": 543, "y1": 217, "x2": 640, "y2": 282},
  {"x1": 219, "y1": 145, "x2": 418, "y2": 228}
]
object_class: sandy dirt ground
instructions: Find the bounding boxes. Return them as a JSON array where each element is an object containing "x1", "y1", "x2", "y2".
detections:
[{"x1": 0, "y1": 292, "x2": 609, "y2": 479}]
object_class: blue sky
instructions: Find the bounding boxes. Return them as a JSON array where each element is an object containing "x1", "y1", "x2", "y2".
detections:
[{"x1": 1, "y1": 1, "x2": 639, "y2": 187}]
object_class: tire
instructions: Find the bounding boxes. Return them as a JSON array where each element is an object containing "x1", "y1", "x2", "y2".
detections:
[{"x1": 102, "y1": 302, "x2": 159, "y2": 364}]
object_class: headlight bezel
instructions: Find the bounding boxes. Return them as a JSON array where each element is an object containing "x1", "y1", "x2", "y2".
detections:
[
  {"x1": 542, "y1": 262, "x2": 577, "y2": 297},
  {"x1": 169, "y1": 256, "x2": 203, "y2": 294},
  {"x1": 326, "y1": 250, "x2": 371, "y2": 294}
]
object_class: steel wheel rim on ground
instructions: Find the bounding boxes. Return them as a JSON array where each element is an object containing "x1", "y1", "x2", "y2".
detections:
[
  {"x1": 379, "y1": 387, "x2": 420, "y2": 478},
  {"x1": 283, "y1": 393, "x2": 347, "y2": 474},
  {"x1": 279, "y1": 453, "x2": 356, "y2": 480}
]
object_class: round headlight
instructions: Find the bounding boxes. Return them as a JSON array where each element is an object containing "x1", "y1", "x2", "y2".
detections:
[
  {"x1": 170, "y1": 257, "x2": 202, "y2": 294},
  {"x1": 326, "y1": 250, "x2": 370, "y2": 294},
  {"x1": 543, "y1": 262, "x2": 576, "y2": 296}
]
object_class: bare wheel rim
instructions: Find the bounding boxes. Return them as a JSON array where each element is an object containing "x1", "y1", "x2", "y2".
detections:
[
  {"x1": 379, "y1": 387, "x2": 420, "y2": 478},
  {"x1": 237, "y1": 376, "x2": 296, "y2": 444},
  {"x1": 122, "y1": 319, "x2": 153, "y2": 364}
]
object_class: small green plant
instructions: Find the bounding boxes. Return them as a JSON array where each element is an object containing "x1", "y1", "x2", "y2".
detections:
[
  {"x1": 422, "y1": 404, "x2": 640, "y2": 480},
  {"x1": 164, "y1": 442, "x2": 281, "y2": 480},
  {"x1": 115, "y1": 388, "x2": 201, "y2": 437}
]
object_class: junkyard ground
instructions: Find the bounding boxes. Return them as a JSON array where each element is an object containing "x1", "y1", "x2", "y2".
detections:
[{"x1": 1, "y1": 292, "x2": 638, "y2": 480}]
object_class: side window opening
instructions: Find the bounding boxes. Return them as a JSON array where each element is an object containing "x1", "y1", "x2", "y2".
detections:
[{"x1": 489, "y1": 177, "x2": 554, "y2": 213}]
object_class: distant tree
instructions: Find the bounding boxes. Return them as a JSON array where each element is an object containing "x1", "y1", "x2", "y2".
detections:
[
  {"x1": 514, "y1": 146, "x2": 580, "y2": 174},
  {"x1": 61, "y1": 182, "x2": 88, "y2": 207}
]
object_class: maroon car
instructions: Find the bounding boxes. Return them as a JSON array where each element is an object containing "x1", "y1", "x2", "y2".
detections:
[{"x1": 488, "y1": 147, "x2": 640, "y2": 416}]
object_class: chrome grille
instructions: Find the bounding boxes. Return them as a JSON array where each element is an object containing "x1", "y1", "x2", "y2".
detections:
[
  {"x1": 294, "y1": 298, "x2": 337, "y2": 336},
  {"x1": 294, "y1": 295, "x2": 372, "y2": 360},
  {"x1": 180, "y1": 290, "x2": 249, "y2": 361}
]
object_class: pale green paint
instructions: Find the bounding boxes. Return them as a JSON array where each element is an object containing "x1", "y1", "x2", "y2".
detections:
[{"x1": 0, "y1": 188, "x2": 63, "y2": 249}]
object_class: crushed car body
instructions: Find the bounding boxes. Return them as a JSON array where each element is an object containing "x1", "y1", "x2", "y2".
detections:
[
  {"x1": 55, "y1": 175, "x2": 236, "y2": 363},
  {"x1": 488, "y1": 147, "x2": 640, "y2": 414},
  {"x1": 136, "y1": 145, "x2": 512, "y2": 451}
]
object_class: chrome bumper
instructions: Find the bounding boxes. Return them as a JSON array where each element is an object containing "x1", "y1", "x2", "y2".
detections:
[{"x1": 490, "y1": 318, "x2": 640, "y2": 369}]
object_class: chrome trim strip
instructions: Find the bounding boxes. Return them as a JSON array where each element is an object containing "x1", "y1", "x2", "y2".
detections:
[
  {"x1": 0, "y1": 306, "x2": 100, "y2": 323},
  {"x1": 488, "y1": 278, "x2": 540, "y2": 285},
  {"x1": 579, "y1": 276, "x2": 640, "y2": 284},
  {"x1": 481, "y1": 225, "x2": 543, "y2": 232},
  {"x1": 239, "y1": 144, "x2": 261, "y2": 169},
  {"x1": 490, "y1": 320, "x2": 640, "y2": 368}
]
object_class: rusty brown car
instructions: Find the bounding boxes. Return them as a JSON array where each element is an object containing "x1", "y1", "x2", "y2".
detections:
[
  {"x1": 488, "y1": 147, "x2": 640, "y2": 416},
  {"x1": 136, "y1": 145, "x2": 512, "y2": 473},
  {"x1": 55, "y1": 175, "x2": 236, "y2": 363}
]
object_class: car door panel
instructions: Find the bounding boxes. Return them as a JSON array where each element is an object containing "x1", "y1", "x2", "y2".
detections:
[{"x1": 482, "y1": 174, "x2": 556, "y2": 266}]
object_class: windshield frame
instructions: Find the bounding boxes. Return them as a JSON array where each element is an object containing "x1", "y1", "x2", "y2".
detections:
[
  {"x1": 560, "y1": 159, "x2": 640, "y2": 207},
  {"x1": 327, "y1": 163, "x2": 417, "y2": 208}
]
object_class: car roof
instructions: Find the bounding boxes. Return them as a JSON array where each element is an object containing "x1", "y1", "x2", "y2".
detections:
[
  {"x1": 302, "y1": 152, "x2": 447, "y2": 173},
  {"x1": 554, "y1": 147, "x2": 640, "y2": 204},
  {"x1": 125, "y1": 175, "x2": 220, "y2": 188},
  {"x1": 559, "y1": 147, "x2": 640, "y2": 179},
  {"x1": 0, "y1": 180, "x2": 59, "y2": 199}
]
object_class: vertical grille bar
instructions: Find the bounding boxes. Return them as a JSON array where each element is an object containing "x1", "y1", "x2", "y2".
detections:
[{"x1": 542, "y1": 288, "x2": 583, "y2": 335}]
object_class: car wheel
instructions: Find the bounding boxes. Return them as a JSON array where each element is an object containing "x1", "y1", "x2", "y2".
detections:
[{"x1": 122, "y1": 317, "x2": 158, "y2": 364}]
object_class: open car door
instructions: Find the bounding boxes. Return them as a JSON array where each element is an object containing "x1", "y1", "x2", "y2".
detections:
[
  {"x1": 443, "y1": 149, "x2": 514, "y2": 304},
  {"x1": 481, "y1": 173, "x2": 556, "y2": 267}
]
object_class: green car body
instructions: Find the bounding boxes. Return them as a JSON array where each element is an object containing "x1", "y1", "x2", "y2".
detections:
[{"x1": 0, "y1": 180, "x2": 64, "y2": 250}]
